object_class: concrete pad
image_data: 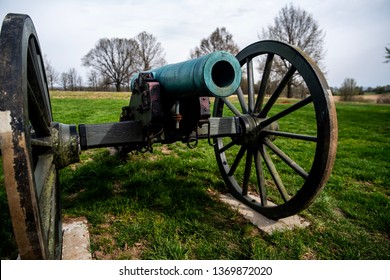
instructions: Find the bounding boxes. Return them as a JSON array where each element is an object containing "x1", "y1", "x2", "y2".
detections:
[
  {"x1": 62, "y1": 217, "x2": 92, "y2": 260},
  {"x1": 218, "y1": 193, "x2": 310, "y2": 234}
]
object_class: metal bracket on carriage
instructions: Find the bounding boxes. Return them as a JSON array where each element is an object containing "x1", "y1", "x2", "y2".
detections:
[{"x1": 50, "y1": 122, "x2": 80, "y2": 168}]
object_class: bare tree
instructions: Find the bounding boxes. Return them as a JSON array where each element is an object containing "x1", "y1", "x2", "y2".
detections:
[
  {"x1": 136, "y1": 31, "x2": 166, "y2": 70},
  {"x1": 44, "y1": 55, "x2": 58, "y2": 90},
  {"x1": 77, "y1": 75, "x2": 83, "y2": 91},
  {"x1": 67, "y1": 68, "x2": 79, "y2": 91},
  {"x1": 340, "y1": 78, "x2": 358, "y2": 101},
  {"x1": 87, "y1": 70, "x2": 99, "y2": 91},
  {"x1": 190, "y1": 27, "x2": 240, "y2": 58},
  {"x1": 60, "y1": 72, "x2": 68, "y2": 91},
  {"x1": 259, "y1": 3, "x2": 326, "y2": 98},
  {"x1": 82, "y1": 38, "x2": 140, "y2": 92}
]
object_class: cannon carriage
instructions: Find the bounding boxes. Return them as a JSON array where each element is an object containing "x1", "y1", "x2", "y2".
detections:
[{"x1": 0, "y1": 14, "x2": 337, "y2": 259}]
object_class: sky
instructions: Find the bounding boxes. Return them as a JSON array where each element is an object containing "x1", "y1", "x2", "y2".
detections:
[{"x1": 1, "y1": 0, "x2": 389, "y2": 88}]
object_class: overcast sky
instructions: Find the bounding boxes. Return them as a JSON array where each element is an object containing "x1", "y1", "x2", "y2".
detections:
[{"x1": 1, "y1": 0, "x2": 389, "y2": 88}]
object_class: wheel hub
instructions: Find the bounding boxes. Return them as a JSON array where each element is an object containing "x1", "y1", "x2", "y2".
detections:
[{"x1": 237, "y1": 114, "x2": 279, "y2": 147}]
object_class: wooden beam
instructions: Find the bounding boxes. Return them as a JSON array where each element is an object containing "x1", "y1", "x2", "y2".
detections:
[
  {"x1": 79, "y1": 121, "x2": 144, "y2": 150},
  {"x1": 197, "y1": 117, "x2": 240, "y2": 138}
]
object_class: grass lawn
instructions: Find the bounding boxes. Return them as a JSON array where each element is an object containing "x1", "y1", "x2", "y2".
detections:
[{"x1": 1, "y1": 91, "x2": 389, "y2": 259}]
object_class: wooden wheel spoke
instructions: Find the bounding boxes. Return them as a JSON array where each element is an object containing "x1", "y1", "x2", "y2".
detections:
[
  {"x1": 28, "y1": 82, "x2": 51, "y2": 136},
  {"x1": 27, "y1": 38, "x2": 52, "y2": 122},
  {"x1": 228, "y1": 145, "x2": 246, "y2": 176},
  {"x1": 222, "y1": 97, "x2": 242, "y2": 116},
  {"x1": 236, "y1": 87, "x2": 248, "y2": 114},
  {"x1": 260, "y1": 95, "x2": 313, "y2": 128},
  {"x1": 254, "y1": 53, "x2": 274, "y2": 113},
  {"x1": 218, "y1": 140, "x2": 237, "y2": 154},
  {"x1": 262, "y1": 129, "x2": 317, "y2": 142},
  {"x1": 242, "y1": 149, "x2": 253, "y2": 196},
  {"x1": 33, "y1": 153, "x2": 59, "y2": 258},
  {"x1": 31, "y1": 136, "x2": 52, "y2": 148},
  {"x1": 34, "y1": 154, "x2": 55, "y2": 197},
  {"x1": 264, "y1": 138, "x2": 308, "y2": 179},
  {"x1": 259, "y1": 66, "x2": 297, "y2": 118},
  {"x1": 260, "y1": 145, "x2": 290, "y2": 202},
  {"x1": 247, "y1": 58, "x2": 255, "y2": 112},
  {"x1": 254, "y1": 149, "x2": 267, "y2": 206}
]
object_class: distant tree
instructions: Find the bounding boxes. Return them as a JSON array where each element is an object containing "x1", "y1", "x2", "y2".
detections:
[
  {"x1": 77, "y1": 75, "x2": 83, "y2": 91},
  {"x1": 87, "y1": 70, "x2": 100, "y2": 90},
  {"x1": 340, "y1": 78, "x2": 358, "y2": 101},
  {"x1": 135, "y1": 31, "x2": 166, "y2": 70},
  {"x1": 67, "y1": 68, "x2": 80, "y2": 91},
  {"x1": 330, "y1": 86, "x2": 339, "y2": 94},
  {"x1": 44, "y1": 55, "x2": 58, "y2": 90},
  {"x1": 373, "y1": 85, "x2": 388, "y2": 94},
  {"x1": 190, "y1": 27, "x2": 239, "y2": 58},
  {"x1": 82, "y1": 38, "x2": 140, "y2": 92},
  {"x1": 259, "y1": 3, "x2": 326, "y2": 98},
  {"x1": 356, "y1": 86, "x2": 363, "y2": 95},
  {"x1": 385, "y1": 46, "x2": 390, "y2": 63},
  {"x1": 60, "y1": 72, "x2": 69, "y2": 91}
]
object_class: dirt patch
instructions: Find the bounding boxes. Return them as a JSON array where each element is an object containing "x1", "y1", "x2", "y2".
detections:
[
  {"x1": 148, "y1": 155, "x2": 159, "y2": 161},
  {"x1": 302, "y1": 249, "x2": 317, "y2": 260},
  {"x1": 157, "y1": 145, "x2": 178, "y2": 157},
  {"x1": 333, "y1": 207, "x2": 348, "y2": 219},
  {"x1": 92, "y1": 240, "x2": 147, "y2": 260},
  {"x1": 161, "y1": 145, "x2": 173, "y2": 155},
  {"x1": 112, "y1": 181, "x2": 125, "y2": 195}
]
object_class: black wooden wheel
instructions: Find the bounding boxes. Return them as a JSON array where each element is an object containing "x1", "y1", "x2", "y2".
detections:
[
  {"x1": 0, "y1": 14, "x2": 62, "y2": 259},
  {"x1": 213, "y1": 40, "x2": 338, "y2": 220}
]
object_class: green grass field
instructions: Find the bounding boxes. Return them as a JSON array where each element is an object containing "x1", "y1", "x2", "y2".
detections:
[{"x1": 1, "y1": 91, "x2": 389, "y2": 259}]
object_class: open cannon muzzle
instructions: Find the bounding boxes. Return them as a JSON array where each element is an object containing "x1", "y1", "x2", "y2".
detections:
[{"x1": 132, "y1": 51, "x2": 242, "y2": 98}]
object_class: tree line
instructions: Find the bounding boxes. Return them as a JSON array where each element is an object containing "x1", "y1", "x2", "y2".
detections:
[
  {"x1": 44, "y1": 31, "x2": 167, "y2": 92},
  {"x1": 45, "y1": 27, "x2": 243, "y2": 92},
  {"x1": 332, "y1": 79, "x2": 390, "y2": 102},
  {"x1": 44, "y1": 3, "x2": 389, "y2": 99}
]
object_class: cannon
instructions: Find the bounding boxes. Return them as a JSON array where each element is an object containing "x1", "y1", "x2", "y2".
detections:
[
  {"x1": 79, "y1": 50, "x2": 242, "y2": 151},
  {"x1": 0, "y1": 14, "x2": 338, "y2": 259}
]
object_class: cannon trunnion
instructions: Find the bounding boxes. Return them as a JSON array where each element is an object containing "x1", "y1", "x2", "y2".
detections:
[{"x1": 0, "y1": 14, "x2": 338, "y2": 259}]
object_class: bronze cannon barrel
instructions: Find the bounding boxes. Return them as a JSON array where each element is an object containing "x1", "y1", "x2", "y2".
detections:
[{"x1": 131, "y1": 51, "x2": 242, "y2": 98}]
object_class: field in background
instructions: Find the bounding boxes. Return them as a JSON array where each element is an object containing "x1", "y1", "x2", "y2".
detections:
[
  {"x1": 333, "y1": 93, "x2": 390, "y2": 103},
  {"x1": 1, "y1": 91, "x2": 389, "y2": 259},
  {"x1": 50, "y1": 90, "x2": 131, "y2": 100}
]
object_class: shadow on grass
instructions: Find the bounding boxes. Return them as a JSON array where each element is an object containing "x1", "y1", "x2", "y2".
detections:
[
  {"x1": 60, "y1": 149, "x2": 257, "y2": 259},
  {"x1": 59, "y1": 146, "x2": 390, "y2": 260}
]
